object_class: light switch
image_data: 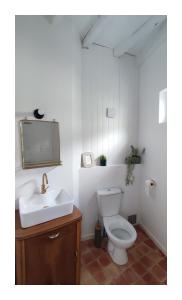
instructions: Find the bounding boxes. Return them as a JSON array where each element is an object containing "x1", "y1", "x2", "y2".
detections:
[{"x1": 106, "y1": 108, "x2": 116, "y2": 118}]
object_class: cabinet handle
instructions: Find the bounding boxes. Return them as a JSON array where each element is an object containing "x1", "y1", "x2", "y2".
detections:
[{"x1": 48, "y1": 232, "x2": 60, "y2": 239}]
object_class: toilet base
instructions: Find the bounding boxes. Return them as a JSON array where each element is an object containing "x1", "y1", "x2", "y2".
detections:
[{"x1": 107, "y1": 240, "x2": 128, "y2": 265}]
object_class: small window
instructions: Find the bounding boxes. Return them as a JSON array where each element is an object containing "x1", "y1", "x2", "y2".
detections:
[{"x1": 159, "y1": 88, "x2": 167, "y2": 124}]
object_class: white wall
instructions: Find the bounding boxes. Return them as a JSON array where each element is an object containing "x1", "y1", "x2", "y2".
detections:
[
  {"x1": 138, "y1": 25, "x2": 167, "y2": 253},
  {"x1": 80, "y1": 46, "x2": 140, "y2": 238},
  {"x1": 82, "y1": 46, "x2": 138, "y2": 164},
  {"x1": 15, "y1": 16, "x2": 82, "y2": 206},
  {"x1": 71, "y1": 25, "x2": 82, "y2": 207}
]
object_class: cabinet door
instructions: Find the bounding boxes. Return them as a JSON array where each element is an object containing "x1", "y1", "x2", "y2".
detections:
[{"x1": 24, "y1": 223, "x2": 77, "y2": 285}]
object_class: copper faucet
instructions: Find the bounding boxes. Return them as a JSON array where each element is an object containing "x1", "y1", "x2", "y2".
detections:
[{"x1": 41, "y1": 173, "x2": 49, "y2": 194}]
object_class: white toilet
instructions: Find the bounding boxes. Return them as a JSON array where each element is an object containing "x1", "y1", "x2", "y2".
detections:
[{"x1": 97, "y1": 188, "x2": 137, "y2": 265}]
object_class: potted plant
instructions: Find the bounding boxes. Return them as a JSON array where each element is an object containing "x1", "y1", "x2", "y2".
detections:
[
  {"x1": 125, "y1": 145, "x2": 145, "y2": 185},
  {"x1": 99, "y1": 155, "x2": 107, "y2": 166},
  {"x1": 125, "y1": 145, "x2": 145, "y2": 165}
]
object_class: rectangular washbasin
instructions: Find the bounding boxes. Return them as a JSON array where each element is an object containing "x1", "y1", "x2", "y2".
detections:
[{"x1": 19, "y1": 189, "x2": 73, "y2": 228}]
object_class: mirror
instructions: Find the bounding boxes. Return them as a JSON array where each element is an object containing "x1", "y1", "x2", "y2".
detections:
[{"x1": 20, "y1": 120, "x2": 62, "y2": 169}]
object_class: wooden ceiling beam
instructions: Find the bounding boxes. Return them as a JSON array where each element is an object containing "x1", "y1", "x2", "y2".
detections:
[
  {"x1": 114, "y1": 16, "x2": 166, "y2": 57},
  {"x1": 82, "y1": 16, "x2": 111, "y2": 49}
]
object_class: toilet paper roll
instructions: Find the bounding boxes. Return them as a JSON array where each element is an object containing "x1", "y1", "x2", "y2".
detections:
[{"x1": 145, "y1": 179, "x2": 156, "y2": 196}]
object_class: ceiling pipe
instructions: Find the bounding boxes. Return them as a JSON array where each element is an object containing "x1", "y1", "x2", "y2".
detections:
[
  {"x1": 82, "y1": 15, "x2": 111, "y2": 49},
  {"x1": 114, "y1": 15, "x2": 166, "y2": 58}
]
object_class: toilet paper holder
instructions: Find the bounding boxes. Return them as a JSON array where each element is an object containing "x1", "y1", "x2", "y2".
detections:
[
  {"x1": 148, "y1": 179, "x2": 156, "y2": 186},
  {"x1": 145, "y1": 179, "x2": 156, "y2": 197}
]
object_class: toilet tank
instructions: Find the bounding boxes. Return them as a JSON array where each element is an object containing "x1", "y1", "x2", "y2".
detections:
[{"x1": 97, "y1": 188, "x2": 121, "y2": 217}]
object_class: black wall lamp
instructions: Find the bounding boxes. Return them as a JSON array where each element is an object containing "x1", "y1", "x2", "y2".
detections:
[{"x1": 33, "y1": 109, "x2": 45, "y2": 119}]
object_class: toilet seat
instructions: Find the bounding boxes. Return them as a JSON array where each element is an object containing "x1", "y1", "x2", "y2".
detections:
[
  {"x1": 103, "y1": 214, "x2": 137, "y2": 248},
  {"x1": 111, "y1": 228, "x2": 131, "y2": 240}
]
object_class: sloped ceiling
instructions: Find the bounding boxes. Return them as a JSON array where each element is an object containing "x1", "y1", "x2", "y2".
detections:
[
  {"x1": 43, "y1": 15, "x2": 166, "y2": 57},
  {"x1": 70, "y1": 15, "x2": 151, "y2": 48}
]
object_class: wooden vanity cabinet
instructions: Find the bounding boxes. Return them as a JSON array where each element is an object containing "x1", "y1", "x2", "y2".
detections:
[{"x1": 15, "y1": 206, "x2": 82, "y2": 285}]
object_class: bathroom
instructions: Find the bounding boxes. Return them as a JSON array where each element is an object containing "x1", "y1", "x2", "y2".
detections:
[{"x1": 13, "y1": 11, "x2": 168, "y2": 288}]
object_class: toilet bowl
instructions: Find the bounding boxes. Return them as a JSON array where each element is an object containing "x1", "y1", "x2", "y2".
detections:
[
  {"x1": 103, "y1": 214, "x2": 137, "y2": 265},
  {"x1": 97, "y1": 187, "x2": 137, "y2": 265}
]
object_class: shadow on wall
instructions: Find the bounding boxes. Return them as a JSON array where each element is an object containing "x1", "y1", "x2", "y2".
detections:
[{"x1": 82, "y1": 129, "x2": 131, "y2": 166}]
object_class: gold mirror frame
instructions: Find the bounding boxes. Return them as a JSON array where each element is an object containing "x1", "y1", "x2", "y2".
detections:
[{"x1": 19, "y1": 120, "x2": 62, "y2": 169}]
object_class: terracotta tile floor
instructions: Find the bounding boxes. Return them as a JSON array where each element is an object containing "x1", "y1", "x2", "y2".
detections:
[{"x1": 80, "y1": 225, "x2": 167, "y2": 285}]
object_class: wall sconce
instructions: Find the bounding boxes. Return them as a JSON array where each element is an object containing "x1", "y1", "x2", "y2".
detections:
[{"x1": 33, "y1": 109, "x2": 45, "y2": 119}]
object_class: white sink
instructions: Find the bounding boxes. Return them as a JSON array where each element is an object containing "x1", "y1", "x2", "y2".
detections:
[{"x1": 19, "y1": 188, "x2": 74, "y2": 228}]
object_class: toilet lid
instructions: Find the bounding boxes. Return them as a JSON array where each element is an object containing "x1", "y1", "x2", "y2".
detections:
[{"x1": 111, "y1": 228, "x2": 131, "y2": 240}]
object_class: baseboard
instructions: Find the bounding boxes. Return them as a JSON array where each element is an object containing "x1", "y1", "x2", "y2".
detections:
[
  {"x1": 140, "y1": 223, "x2": 167, "y2": 256},
  {"x1": 81, "y1": 225, "x2": 167, "y2": 256},
  {"x1": 81, "y1": 233, "x2": 94, "y2": 241}
]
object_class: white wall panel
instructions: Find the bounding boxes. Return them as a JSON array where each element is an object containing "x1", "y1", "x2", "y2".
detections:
[{"x1": 82, "y1": 46, "x2": 138, "y2": 165}]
